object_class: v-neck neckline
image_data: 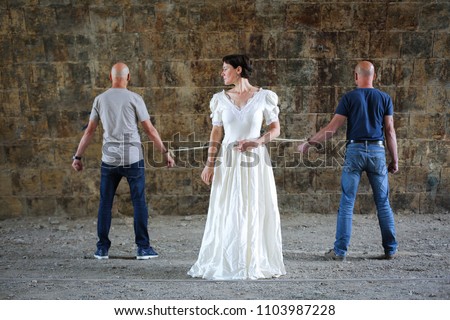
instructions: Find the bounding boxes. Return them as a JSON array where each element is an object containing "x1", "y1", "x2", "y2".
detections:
[{"x1": 223, "y1": 88, "x2": 262, "y2": 112}]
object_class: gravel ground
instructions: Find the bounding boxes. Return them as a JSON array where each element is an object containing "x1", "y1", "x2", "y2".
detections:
[{"x1": 0, "y1": 212, "x2": 449, "y2": 300}]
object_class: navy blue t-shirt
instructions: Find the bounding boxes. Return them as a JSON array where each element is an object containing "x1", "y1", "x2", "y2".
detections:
[{"x1": 335, "y1": 88, "x2": 393, "y2": 141}]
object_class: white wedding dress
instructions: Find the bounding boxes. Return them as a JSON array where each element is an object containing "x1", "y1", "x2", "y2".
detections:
[{"x1": 188, "y1": 89, "x2": 286, "y2": 280}]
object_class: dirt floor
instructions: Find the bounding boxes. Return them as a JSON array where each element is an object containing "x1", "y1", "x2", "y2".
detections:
[{"x1": 0, "y1": 212, "x2": 449, "y2": 300}]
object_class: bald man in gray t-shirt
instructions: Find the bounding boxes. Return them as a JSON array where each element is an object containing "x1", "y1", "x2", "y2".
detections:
[{"x1": 72, "y1": 62, "x2": 175, "y2": 260}]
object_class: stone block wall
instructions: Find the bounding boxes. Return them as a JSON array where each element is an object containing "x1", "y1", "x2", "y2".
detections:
[{"x1": 0, "y1": 0, "x2": 448, "y2": 219}]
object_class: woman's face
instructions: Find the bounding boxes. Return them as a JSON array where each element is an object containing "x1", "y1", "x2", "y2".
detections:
[{"x1": 221, "y1": 62, "x2": 239, "y2": 85}]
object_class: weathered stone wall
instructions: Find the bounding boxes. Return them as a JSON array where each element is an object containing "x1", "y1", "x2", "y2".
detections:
[{"x1": 0, "y1": 0, "x2": 448, "y2": 219}]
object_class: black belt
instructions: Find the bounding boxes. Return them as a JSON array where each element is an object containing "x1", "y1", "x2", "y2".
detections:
[{"x1": 347, "y1": 140, "x2": 384, "y2": 146}]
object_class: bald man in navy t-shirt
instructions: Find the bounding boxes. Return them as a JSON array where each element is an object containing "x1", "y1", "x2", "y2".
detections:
[{"x1": 298, "y1": 61, "x2": 398, "y2": 261}]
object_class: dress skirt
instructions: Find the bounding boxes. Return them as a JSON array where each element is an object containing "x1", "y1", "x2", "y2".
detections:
[{"x1": 188, "y1": 144, "x2": 286, "y2": 280}]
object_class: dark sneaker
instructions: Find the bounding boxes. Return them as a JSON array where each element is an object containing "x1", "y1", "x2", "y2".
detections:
[
  {"x1": 384, "y1": 252, "x2": 396, "y2": 260},
  {"x1": 324, "y1": 249, "x2": 345, "y2": 261},
  {"x1": 137, "y1": 247, "x2": 159, "y2": 260},
  {"x1": 94, "y1": 248, "x2": 109, "y2": 259}
]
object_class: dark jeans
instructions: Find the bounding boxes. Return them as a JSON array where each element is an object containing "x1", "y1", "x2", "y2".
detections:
[{"x1": 97, "y1": 159, "x2": 150, "y2": 251}]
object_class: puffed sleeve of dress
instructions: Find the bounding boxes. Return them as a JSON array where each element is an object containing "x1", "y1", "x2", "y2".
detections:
[
  {"x1": 210, "y1": 93, "x2": 223, "y2": 126},
  {"x1": 263, "y1": 90, "x2": 280, "y2": 125}
]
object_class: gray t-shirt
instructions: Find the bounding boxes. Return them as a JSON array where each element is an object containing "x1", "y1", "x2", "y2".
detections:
[{"x1": 90, "y1": 88, "x2": 150, "y2": 166}]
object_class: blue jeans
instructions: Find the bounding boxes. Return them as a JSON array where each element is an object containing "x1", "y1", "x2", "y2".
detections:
[
  {"x1": 97, "y1": 159, "x2": 151, "y2": 251},
  {"x1": 334, "y1": 144, "x2": 398, "y2": 257}
]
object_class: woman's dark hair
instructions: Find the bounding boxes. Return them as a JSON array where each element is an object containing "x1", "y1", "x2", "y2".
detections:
[{"x1": 222, "y1": 54, "x2": 253, "y2": 79}]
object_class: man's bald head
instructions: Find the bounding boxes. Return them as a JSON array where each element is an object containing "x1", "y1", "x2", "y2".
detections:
[
  {"x1": 354, "y1": 61, "x2": 376, "y2": 88},
  {"x1": 111, "y1": 62, "x2": 130, "y2": 79},
  {"x1": 355, "y1": 61, "x2": 375, "y2": 77},
  {"x1": 110, "y1": 62, "x2": 130, "y2": 88}
]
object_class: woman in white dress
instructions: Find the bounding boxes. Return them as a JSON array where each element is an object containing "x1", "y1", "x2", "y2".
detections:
[{"x1": 188, "y1": 54, "x2": 286, "y2": 280}]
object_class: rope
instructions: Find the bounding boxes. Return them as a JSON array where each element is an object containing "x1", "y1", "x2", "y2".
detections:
[
  {"x1": 166, "y1": 138, "x2": 306, "y2": 155},
  {"x1": 167, "y1": 145, "x2": 208, "y2": 158},
  {"x1": 273, "y1": 137, "x2": 307, "y2": 142},
  {"x1": 172, "y1": 146, "x2": 209, "y2": 151}
]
